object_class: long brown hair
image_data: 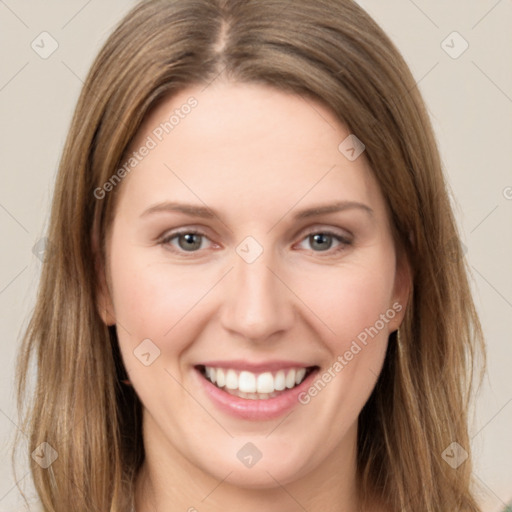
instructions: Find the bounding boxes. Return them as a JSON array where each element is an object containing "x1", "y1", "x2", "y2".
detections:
[{"x1": 14, "y1": 1, "x2": 486, "y2": 510}]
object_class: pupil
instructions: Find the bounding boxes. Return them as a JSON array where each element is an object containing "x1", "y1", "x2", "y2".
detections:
[
  {"x1": 180, "y1": 233, "x2": 201, "y2": 251},
  {"x1": 311, "y1": 233, "x2": 331, "y2": 251}
]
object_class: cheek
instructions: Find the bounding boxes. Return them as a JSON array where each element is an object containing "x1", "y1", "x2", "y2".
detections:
[
  {"x1": 111, "y1": 233, "x2": 223, "y2": 379},
  {"x1": 296, "y1": 260, "x2": 396, "y2": 351},
  {"x1": 112, "y1": 265, "x2": 209, "y2": 339},
  {"x1": 293, "y1": 262, "x2": 396, "y2": 437},
  {"x1": 109, "y1": 246, "x2": 217, "y2": 408}
]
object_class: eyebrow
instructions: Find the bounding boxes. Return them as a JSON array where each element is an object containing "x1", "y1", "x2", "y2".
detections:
[{"x1": 140, "y1": 200, "x2": 373, "y2": 221}]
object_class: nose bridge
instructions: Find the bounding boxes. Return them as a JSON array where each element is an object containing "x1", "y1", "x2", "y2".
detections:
[{"x1": 220, "y1": 242, "x2": 294, "y2": 341}]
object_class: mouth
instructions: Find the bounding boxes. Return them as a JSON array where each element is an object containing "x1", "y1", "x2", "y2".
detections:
[{"x1": 195, "y1": 364, "x2": 319, "y2": 400}]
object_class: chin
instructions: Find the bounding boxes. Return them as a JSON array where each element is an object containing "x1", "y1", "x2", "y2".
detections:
[{"x1": 194, "y1": 438, "x2": 317, "y2": 489}]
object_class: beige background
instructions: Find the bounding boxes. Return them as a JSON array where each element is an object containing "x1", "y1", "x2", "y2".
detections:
[{"x1": 0, "y1": 1, "x2": 511, "y2": 510}]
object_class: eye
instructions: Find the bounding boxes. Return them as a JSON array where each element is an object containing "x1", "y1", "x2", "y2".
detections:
[
  {"x1": 296, "y1": 229, "x2": 352, "y2": 254},
  {"x1": 158, "y1": 228, "x2": 352, "y2": 256},
  {"x1": 160, "y1": 229, "x2": 212, "y2": 253}
]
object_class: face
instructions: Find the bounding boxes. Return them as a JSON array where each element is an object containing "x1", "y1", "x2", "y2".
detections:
[{"x1": 98, "y1": 80, "x2": 410, "y2": 490}]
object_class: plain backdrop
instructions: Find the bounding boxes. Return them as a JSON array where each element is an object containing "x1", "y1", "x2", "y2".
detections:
[{"x1": 1, "y1": 1, "x2": 511, "y2": 511}]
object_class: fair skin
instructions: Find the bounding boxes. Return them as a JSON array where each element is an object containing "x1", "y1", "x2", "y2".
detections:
[{"x1": 98, "y1": 80, "x2": 410, "y2": 512}]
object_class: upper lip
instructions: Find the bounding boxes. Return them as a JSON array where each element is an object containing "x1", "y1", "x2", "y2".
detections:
[{"x1": 195, "y1": 360, "x2": 317, "y2": 373}]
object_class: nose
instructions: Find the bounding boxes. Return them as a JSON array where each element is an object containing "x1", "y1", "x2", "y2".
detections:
[{"x1": 219, "y1": 247, "x2": 296, "y2": 343}]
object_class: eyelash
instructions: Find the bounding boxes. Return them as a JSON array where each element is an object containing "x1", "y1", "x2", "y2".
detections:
[{"x1": 158, "y1": 228, "x2": 353, "y2": 256}]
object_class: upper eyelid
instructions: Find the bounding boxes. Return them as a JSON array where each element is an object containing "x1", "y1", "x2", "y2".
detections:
[
  {"x1": 300, "y1": 225, "x2": 353, "y2": 239},
  {"x1": 160, "y1": 224, "x2": 352, "y2": 238}
]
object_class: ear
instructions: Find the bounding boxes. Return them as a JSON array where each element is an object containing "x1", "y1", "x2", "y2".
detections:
[
  {"x1": 92, "y1": 227, "x2": 116, "y2": 326},
  {"x1": 388, "y1": 244, "x2": 412, "y2": 332}
]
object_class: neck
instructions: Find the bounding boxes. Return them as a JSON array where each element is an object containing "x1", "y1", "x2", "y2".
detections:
[{"x1": 134, "y1": 410, "x2": 366, "y2": 512}]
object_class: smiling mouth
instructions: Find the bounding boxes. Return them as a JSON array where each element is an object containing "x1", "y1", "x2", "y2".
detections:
[{"x1": 196, "y1": 364, "x2": 319, "y2": 400}]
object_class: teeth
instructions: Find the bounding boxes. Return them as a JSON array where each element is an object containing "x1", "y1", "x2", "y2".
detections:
[
  {"x1": 295, "y1": 368, "x2": 306, "y2": 385},
  {"x1": 274, "y1": 370, "x2": 286, "y2": 391},
  {"x1": 216, "y1": 368, "x2": 226, "y2": 388},
  {"x1": 256, "y1": 372, "x2": 274, "y2": 393},
  {"x1": 239, "y1": 371, "x2": 256, "y2": 393},
  {"x1": 285, "y1": 369, "x2": 296, "y2": 388},
  {"x1": 225, "y1": 369, "x2": 238, "y2": 390},
  {"x1": 207, "y1": 367, "x2": 215, "y2": 384},
  {"x1": 202, "y1": 366, "x2": 311, "y2": 396}
]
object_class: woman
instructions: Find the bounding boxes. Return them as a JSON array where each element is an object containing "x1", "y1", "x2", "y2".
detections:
[{"x1": 14, "y1": 0, "x2": 486, "y2": 510}]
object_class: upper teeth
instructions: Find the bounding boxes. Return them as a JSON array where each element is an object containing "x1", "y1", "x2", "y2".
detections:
[{"x1": 204, "y1": 367, "x2": 308, "y2": 394}]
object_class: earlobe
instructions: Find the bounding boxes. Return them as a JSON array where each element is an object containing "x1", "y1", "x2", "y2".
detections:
[
  {"x1": 390, "y1": 248, "x2": 412, "y2": 331},
  {"x1": 97, "y1": 278, "x2": 116, "y2": 326},
  {"x1": 92, "y1": 230, "x2": 116, "y2": 326}
]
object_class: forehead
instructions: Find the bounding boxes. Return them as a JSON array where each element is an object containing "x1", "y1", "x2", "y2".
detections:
[{"x1": 114, "y1": 81, "x2": 386, "y2": 221}]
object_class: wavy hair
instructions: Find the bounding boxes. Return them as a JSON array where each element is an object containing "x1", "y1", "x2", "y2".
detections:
[{"x1": 14, "y1": 0, "x2": 486, "y2": 510}]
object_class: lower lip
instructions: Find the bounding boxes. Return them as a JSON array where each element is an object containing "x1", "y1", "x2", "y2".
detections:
[{"x1": 195, "y1": 367, "x2": 319, "y2": 421}]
